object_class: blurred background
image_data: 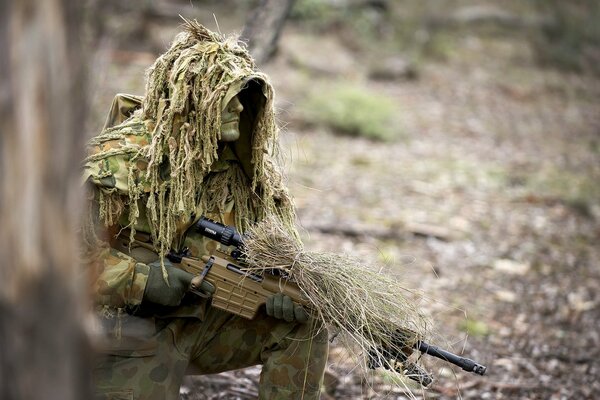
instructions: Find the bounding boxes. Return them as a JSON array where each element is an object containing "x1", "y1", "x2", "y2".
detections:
[
  {"x1": 88, "y1": 0, "x2": 599, "y2": 399},
  {"x1": 2, "y1": 0, "x2": 597, "y2": 399}
]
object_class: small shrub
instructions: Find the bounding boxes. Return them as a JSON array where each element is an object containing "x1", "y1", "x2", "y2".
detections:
[
  {"x1": 525, "y1": 169, "x2": 600, "y2": 218},
  {"x1": 533, "y1": 0, "x2": 600, "y2": 74},
  {"x1": 300, "y1": 83, "x2": 402, "y2": 141},
  {"x1": 291, "y1": 0, "x2": 333, "y2": 21},
  {"x1": 289, "y1": 0, "x2": 338, "y2": 32},
  {"x1": 459, "y1": 319, "x2": 490, "y2": 338}
]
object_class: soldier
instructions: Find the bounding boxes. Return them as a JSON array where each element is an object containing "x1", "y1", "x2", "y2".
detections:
[{"x1": 83, "y1": 21, "x2": 328, "y2": 400}]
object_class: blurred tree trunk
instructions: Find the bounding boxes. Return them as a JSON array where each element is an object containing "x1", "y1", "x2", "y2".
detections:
[
  {"x1": 242, "y1": 0, "x2": 297, "y2": 64},
  {"x1": 0, "y1": 1, "x2": 91, "y2": 399}
]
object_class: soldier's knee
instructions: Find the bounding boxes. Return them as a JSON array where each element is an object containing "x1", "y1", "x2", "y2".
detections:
[
  {"x1": 289, "y1": 319, "x2": 329, "y2": 355},
  {"x1": 266, "y1": 315, "x2": 329, "y2": 359},
  {"x1": 308, "y1": 322, "x2": 329, "y2": 349}
]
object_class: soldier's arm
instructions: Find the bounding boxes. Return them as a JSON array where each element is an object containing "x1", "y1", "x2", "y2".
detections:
[
  {"x1": 83, "y1": 133, "x2": 150, "y2": 310},
  {"x1": 92, "y1": 246, "x2": 150, "y2": 311},
  {"x1": 81, "y1": 97, "x2": 158, "y2": 309}
]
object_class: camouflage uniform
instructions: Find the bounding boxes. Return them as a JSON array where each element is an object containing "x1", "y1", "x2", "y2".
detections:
[
  {"x1": 93, "y1": 299, "x2": 328, "y2": 400},
  {"x1": 85, "y1": 31, "x2": 329, "y2": 398}
]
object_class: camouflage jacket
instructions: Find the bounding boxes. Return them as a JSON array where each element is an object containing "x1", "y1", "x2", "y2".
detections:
[{"x1": 84, "y1": 94, "x2": 236, "y2": 317}]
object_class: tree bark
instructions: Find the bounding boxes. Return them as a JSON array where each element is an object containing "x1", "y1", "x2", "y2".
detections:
[
  {"x1": 242, "y1": 0, "x2": 297, "y2": 64},
  {"x1": 0, "y1": 1, "x2": 91, "y2": 399}
]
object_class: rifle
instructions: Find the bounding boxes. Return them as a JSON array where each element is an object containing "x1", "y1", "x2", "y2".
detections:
[{"x1": 169, "y1": 216, "x2": 487, "y2": 386}]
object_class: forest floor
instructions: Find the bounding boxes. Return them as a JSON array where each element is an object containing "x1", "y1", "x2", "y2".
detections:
[{"x1": 91, "y1": 5, "x2": 600, "y2": 399}]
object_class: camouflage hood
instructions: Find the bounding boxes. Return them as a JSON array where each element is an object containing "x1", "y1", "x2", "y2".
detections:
[{"x1": 84, "y1": 20, "x2": 297, "y2": 264}]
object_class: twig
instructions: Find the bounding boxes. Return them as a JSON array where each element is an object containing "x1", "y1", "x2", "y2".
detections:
[{"x1": 305, "y1": 221, "x2": 454, "y2": 241}]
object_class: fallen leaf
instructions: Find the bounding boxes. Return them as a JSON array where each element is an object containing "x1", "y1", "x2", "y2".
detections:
[
  {"x1": 492, "y1": 259, "x2": 530, "y2": 275},
  {"x1": 495, "y1": 290, "x2": 517, "y2": 302}
]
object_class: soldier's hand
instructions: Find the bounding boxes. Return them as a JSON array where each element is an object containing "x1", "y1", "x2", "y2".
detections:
[
  {"x1": 266, "y1": 293, "x2": 309, "y2": 323},
  {"x1": 143, "y1": 259, "x2": 214, "y2": 306}
]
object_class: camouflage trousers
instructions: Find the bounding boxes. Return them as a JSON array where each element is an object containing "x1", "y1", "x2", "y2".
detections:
[{"x1": 93, "y1": 306, "x2": 329, "y2": 400}]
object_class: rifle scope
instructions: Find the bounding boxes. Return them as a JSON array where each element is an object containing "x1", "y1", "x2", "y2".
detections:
[{"x1": 195, "y1": 217, "x2": 244, "y2": 248}]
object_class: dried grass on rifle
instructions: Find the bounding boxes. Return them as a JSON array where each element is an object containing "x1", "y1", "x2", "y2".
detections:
[{"x1": 242, "y1": 216, "x2": 431, "y2": 374}]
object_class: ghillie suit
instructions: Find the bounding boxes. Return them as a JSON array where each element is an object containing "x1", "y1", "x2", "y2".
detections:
[
  {"x1": 83, "y1": 21, "x2": 297, "y2": 279},
  {"x1": 84, "y1": 22, "x2": 327, "y2": 400},
  {"x1": 242, "y1": 217, "x2": 431, "y2": 383}
]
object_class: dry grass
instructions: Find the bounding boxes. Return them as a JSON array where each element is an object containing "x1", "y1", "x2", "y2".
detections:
[{"x1": 242, "y1": 216, "x2": 432, "y2": 383}]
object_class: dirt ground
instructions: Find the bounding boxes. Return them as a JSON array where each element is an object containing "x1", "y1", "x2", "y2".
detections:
[{"x1": 91, "y1": 3, "x2": 600, "y2": 399}]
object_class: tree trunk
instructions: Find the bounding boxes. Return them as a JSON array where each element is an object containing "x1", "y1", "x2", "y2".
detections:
[
  {"x1": 242, "y1": 0, "x2": 297, "y2": 64},
  {"x1": 0, "y1": 1, "x2": 91, "y2": 399}
]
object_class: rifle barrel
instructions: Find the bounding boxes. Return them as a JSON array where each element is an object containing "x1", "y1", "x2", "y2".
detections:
[{"x1": 417, "y1": 342, "x2": 487, "y2": 376}]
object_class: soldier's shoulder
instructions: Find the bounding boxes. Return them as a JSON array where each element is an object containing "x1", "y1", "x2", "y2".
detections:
[
  {"x1": 83, "y1": 114, "x2": 153, "y2": 192},
  {"x1": 102, "y1": 93, "x2": 144, "y2": 131},
  {"x1": 87, "y1": 115, "x2": 151, "y2": 158}
]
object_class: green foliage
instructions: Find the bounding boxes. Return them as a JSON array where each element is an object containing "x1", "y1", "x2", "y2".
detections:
[
  {"x1": 300, "y1": 83, "x2": 402, "y2": 142},
  {"x1": 291, "y1": 0, "x2": 333, "y2": 21},
  {"x1": 533, "y1": 0, "x2": 600, "y2": 74},
  {"x1": 291, "y1": 0, "x2": 391, "y2": 47},
  {"x1": 459, "y1": 319, "x2": 490, "y2": 338},
  {"x1": 524, "y1": 168, "x2": 600, "y2": 217},
  {"x1": 290, "y1": 0, "x2": 341, "y2": 34}
]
